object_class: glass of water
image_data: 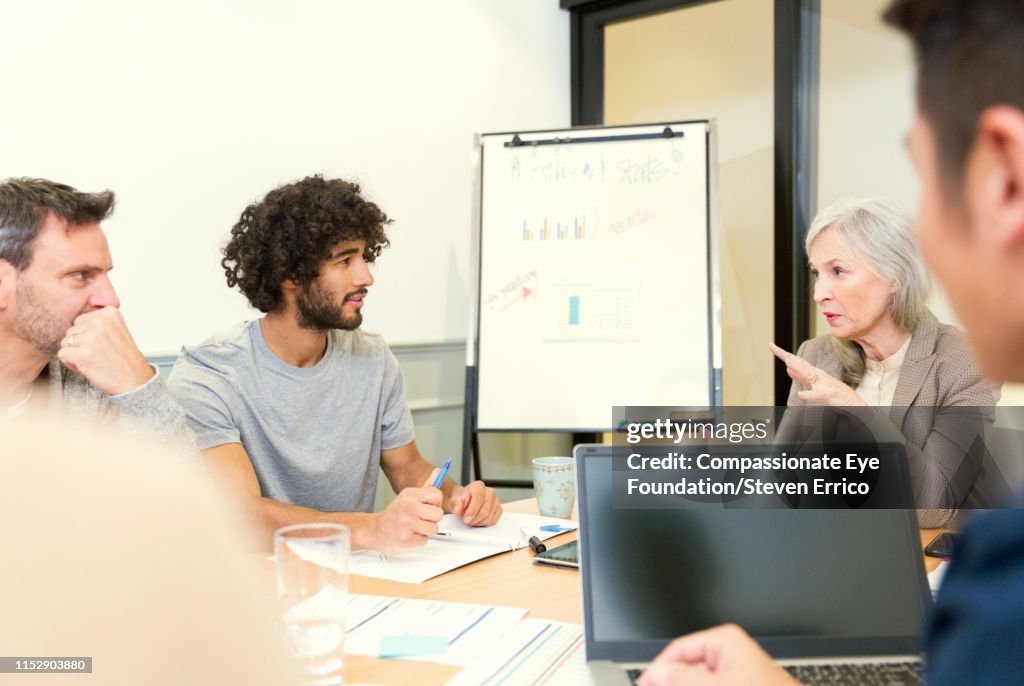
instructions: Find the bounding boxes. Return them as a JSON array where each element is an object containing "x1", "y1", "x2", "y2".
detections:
[{"x1": 274, "y1": 523, "x2": 349, "y2": 686}]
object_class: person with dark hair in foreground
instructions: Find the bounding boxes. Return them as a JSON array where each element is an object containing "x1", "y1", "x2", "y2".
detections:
[
  {"x1": 639, "y1": 1, "x2": 1024, "y2": 684},
  {"x1": 169, "y1": 175, "x2": 501, "y2": 552},
  {"x1": 0, "y1": 177, "x2": 187, "y2": 439}
]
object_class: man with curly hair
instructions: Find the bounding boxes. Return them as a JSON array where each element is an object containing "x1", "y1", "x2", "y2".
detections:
[
  {"x1": 637, "y1": 1, "x2": 1024, "y2": 684},
  {"x1": 0, "y1": 177, "x2": 188, "y2": 439},
  {"x1": 168, "y1": 175, "x2": 502, "y2": 552}
]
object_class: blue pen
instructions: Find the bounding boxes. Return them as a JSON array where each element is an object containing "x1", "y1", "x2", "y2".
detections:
[{"x1": 433, "y1": 458, "x2": 452, "y2": 488}]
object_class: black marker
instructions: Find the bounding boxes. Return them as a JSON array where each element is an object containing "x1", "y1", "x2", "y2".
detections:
[{"x1": 529, "y1": 536, "x2": 547, "y2": 554}]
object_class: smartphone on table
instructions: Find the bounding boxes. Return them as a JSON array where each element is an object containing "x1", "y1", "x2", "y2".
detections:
[
  {"x1": 533, "y1": 540, "x2": 579, "y2": 569},
  {"x1": 925, "y1": 532, "x2": 959, "y2": 559}
]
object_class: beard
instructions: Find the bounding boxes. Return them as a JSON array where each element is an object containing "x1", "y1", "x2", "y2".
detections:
[
  {"x1": 13, "y1": 279, "x2": 68, "y2": 357},
  {"x1": 296, "y1": 281, "x2": 364, "y2": 331}
]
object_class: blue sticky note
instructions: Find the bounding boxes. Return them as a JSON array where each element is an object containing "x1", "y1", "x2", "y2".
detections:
[{"x1": 378, "y1": 635, "x2": 448, "y2": 659}]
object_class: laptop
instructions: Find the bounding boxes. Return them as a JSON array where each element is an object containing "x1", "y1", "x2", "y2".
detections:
[{"x1": 574, "y1": 443, "x2": 932, "y2": 685}]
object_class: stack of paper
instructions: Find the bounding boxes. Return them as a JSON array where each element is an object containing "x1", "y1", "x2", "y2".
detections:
[
  {"x1": 345, "y1": 594, "x2": 527, "y2": 665},
  {"x1": 445, "y1": 619, "x2": 592, "y2": 685}
]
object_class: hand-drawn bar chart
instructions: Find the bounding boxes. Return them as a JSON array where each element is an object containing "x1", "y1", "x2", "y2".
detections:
[{"x1": 520, "y1": 213, "x2": 595, "y2": 241}]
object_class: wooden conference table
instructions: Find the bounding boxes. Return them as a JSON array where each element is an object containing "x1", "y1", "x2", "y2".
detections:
[{"x1": 341, "y1": 499, "x2": 947, "y2": 685}]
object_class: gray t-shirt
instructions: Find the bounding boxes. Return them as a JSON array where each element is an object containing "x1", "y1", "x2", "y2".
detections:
[{"x1": 167, "y1": 321, "x2": 415, "y2": 513}]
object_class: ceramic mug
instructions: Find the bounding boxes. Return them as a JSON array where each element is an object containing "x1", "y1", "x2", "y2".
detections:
[{"x1": 532, "y1": 456, "x2": 575, "y2": 518}]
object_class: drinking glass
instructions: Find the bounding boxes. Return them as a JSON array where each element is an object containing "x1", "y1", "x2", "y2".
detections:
[{"x1": 274, "y1": 523, "x2": 349, "y2": 686}]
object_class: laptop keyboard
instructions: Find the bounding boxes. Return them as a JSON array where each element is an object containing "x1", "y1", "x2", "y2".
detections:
[
  {"x1": 626, "y1": 662, "x2": 923, "y2": 685},
  {"x1": 782, "y1": 661, "x2": 924, "y2": 685}
]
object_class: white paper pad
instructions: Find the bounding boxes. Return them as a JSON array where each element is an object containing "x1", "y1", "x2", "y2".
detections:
[
  {"x1": 928, "y1": 560, "x2": 950, "y2": 598},
  {"x1": 445, "y1": 619, "x2": 593, "y2": 685},
  {"x1": 346, "y1": 594, "x2": 527, "y2": 665},
  {"x1": 348, "y1": 512, "x2": 576, "y2": 584}
]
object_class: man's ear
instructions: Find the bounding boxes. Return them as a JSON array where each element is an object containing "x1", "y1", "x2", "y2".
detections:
[
  {"x1": 971, "y1": 106, "x2": 1024, "y2": 251},
  {"x1": 0, "y1": 259, "x2": 16, "y2": 310},
  {"x1": 279, "y1": 278, "x2": 299, "y2": 305}
]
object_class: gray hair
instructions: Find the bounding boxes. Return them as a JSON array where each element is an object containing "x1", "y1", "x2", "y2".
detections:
[
  {"x1": 0, "y1": 178, "x2": 115, "y2": 270},
  {"x1": 806, "y1": 197, "x2": 931, "y2": 387}
]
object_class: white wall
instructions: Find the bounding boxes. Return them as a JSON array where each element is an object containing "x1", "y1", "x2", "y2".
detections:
[
  {"x1": 0, "y1": 0, "x2": 569, "y2": 354},
  {"x1": 818, "y1": 0, "x2": 918, "y2": 214}
]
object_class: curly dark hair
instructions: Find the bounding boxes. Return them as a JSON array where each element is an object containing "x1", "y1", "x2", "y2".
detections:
[{"x1": 222, "y1": 175, "x2": 391, "y2": 312}]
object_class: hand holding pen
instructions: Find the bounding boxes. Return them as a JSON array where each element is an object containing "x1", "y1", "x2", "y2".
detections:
[{"x1": 367, "y1": 467, "x2": 444, "y2": 554}]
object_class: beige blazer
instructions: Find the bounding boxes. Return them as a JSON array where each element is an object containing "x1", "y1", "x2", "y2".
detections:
[{"x1": 776, "y1": 311, "x2": 998, "y2": 527}]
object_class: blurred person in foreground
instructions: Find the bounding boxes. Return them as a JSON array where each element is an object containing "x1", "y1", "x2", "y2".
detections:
[
  {"x1": 641, "y1": 0, "x2": 1024, "y2": 683},
  {"x1": 0, "y1": 411, "x2": 296, "y2": 686}
]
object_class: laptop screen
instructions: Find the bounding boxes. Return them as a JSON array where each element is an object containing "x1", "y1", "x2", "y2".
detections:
[{"x1": 576, "y1": 444, "x2": 932, "y2": 662}]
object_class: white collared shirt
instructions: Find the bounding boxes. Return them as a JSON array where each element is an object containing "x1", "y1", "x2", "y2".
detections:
[{"x1": 854, "y1": 335, "x2": 912, "y2": 406}]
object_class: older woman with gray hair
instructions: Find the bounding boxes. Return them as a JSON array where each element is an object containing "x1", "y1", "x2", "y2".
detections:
[{"x1": 771, "y1": 197, "x2": 997, "y2": 527}]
